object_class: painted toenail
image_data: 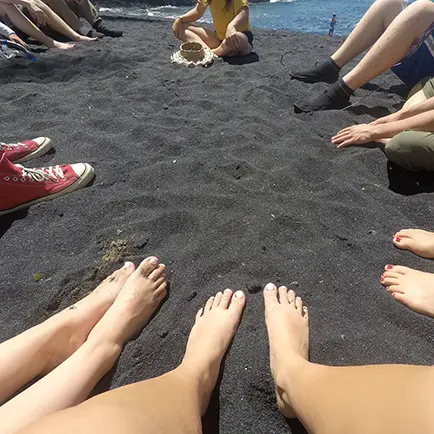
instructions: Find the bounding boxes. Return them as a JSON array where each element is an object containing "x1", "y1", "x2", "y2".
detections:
[
  {"x1": 224, "y1": 289, "x2": 232, "y2": 294},
  {"x1": 296, "y1": 296, "x2": 301, "y2": 301},
  {"x1": 386, "y1": 264, "x2": 393, "y2": 269},
  {"x1": 395, "y1": 237, "x2": 401, "y2": 242},
  {"x1": 124, "y1": 261, "x2": 133, "y2": 269},
  {"x1": 148, "y1": 257, "x2": 158, "y2": 265},
  {"x1": 265, "y1": 283, "x2": 275, "y2": 291},
  {"x1": 234, "y1": 290, "x2": 244, "y2": 299}
]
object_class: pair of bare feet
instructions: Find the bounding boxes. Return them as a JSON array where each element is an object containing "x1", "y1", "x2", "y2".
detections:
[
  {"x1": 50, "y1": 34, "x2": 98, "y2": 51},
  {"x1": 41, "y1": 255, "x2": 306, "y2": 422},
  {"x1": 381, "y1": 229, "x2": 434, "y2": 318}
]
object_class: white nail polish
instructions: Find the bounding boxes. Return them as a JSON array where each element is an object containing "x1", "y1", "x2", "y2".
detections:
[
  {"x1": 124, "y1": 261, "x2": 133, "y2": 269},
  {"x1": 265, "y1": 283, "x2": 275, "y2": 291},
  {"x1": 234, "y1": 290, "x2": 244, "y2": 299}
]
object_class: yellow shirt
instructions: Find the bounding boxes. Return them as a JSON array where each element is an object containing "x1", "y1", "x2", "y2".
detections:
[{"x1": 198, "y1": 0, "x2": 250, "y2": 41}]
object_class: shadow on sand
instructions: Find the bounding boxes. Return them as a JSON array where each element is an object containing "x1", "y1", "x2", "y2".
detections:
[{"x1": 222, "y1": 52, "x2": 259, "y2": 65}]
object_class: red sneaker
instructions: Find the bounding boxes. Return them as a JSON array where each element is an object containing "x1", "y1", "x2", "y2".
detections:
[
  {"x1": 0, "y1": 152, "x2": 95, "y2": 216},
  {"x1": 1, "y1": 137, "x2": 53, "y2": 163}
]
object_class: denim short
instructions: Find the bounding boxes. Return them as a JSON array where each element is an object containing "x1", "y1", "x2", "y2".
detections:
[{"x1": 391, "y1": 0, "x2": 434, "y2": 88}]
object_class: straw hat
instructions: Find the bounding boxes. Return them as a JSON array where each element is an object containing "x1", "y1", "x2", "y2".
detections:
[{"x1": 171, "y1": 42, "x2": 215, "y2": 67}]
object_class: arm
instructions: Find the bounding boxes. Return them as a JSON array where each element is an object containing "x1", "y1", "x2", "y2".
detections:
[
  {"x1": 223, "y1": 5, "x2": 248, "y2": 51},
  {"x1": 227, "y1": 5, "x2": 249, "y2": 31},
  {"x1": 371, "y1": 96, "x2": 434, "y2": 125},
  {"x1": 172, "y1": 2, "x2": 207, "y2": 39},
  {"x1": 0, "y1": 21, "x2": 14, "y2": 37},
  {"x1": 332, "y1": 109, "x2": 434, "y2": 148},
  {"x1": 372, "y1": 109, "x2": 434, "y2": 138},
  {"x1": 177, "y1": 2, "x2": 207, "y2": 23}
]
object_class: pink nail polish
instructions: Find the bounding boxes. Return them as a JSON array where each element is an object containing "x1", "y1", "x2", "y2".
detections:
[
  {"x1": 395, "y1": 237, "x2": 401, "y2": 242},
  {"x1": 386, "y1": 264, "x2": 393, "y2": 270}
]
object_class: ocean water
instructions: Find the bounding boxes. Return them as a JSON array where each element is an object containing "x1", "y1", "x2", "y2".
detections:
[{"x1": 100, "y1": 0, "x2": 373, "y2": 36}]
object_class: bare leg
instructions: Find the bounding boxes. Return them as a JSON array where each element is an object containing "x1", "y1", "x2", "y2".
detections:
[
  {"x1": 21, "y1": 289, "x2": 246, "y2": 434},
  {"x1": 264, "y1": 283, "x2": 434, "y2": 434},
  {"x1": 41, "y1": 0, "x2": 83, "y2": 33},
  {"x1": 176, "y1": 23, "x2": 221, "y2": 49},
  {"x1": 212, "y1": 32, "x2": 252, "y2": 57},
  {"x1": 343, "y1": 0, "x2": 434, "y2": 90},
  {"x1": 33, "y1": 0, "x2": 97, "y2": 42},
  {"x1": 0, "y1": 257, "x2": 166, "y2": 434},
  {"x1": 1, "y1": 3, "x2": 74, "y2": 49},
  {"x1": 331, "y1": 0, "x2": 403, "y2": 67},
  {"x1": 0, "y1": 262, "x2": 134, "y2": 405}
]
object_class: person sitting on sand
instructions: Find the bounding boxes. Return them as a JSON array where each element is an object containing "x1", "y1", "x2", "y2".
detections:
[
  {"x1": 0, "y1": 0, "x2": 97, "y2": 50},
  {"x1": 171, "y1": 0, "x2": 253, "y2": 58},
  {"x1": 39, "y1": 0, "x2": 123, "y2": 38},
  {"x1": 381, "y1": 228, "x2": 434, "y2": 318},
  {"x1": 0, "y1": 137, "x2": 94, "y2": 216},
  {"x1": 290, "y1": 0, "x2": 434, "y2": 112},
  {"x1": 332, "y1": 76, "x2": 434, "y2": 171},
  {"x1": 13, "y1": 278, "x2": 434, "y2": 434},
  {"x1": 0, "y1": 19, "x2": 27, "y2": 46}
]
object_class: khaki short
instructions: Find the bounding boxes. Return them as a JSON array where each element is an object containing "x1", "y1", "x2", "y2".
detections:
[{"x1": 384, "y1": 76, "x2": 434, "y2": 171}]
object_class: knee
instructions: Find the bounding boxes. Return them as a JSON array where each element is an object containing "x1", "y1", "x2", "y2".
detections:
[
  {"x1": 385, "y1": 131, "x2": 433, "y2": 171},
  {"x1": 407, "y1": 0, "x2": 434, "y2": 16}
]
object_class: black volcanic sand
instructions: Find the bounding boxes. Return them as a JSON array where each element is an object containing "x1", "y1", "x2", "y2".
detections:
[{"x1": 1, "y1": 17, "x2": 434, "y2": 433}]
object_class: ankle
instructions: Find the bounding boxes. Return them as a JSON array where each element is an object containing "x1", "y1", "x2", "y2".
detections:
[
  {"x1": 176, "y1": 363, "x2": 216, "y2": 415},
  {"x1": 330, "y1": 54, "x2": 345, "y2": 69},
  {"x1": 273, "y1": 354, "x2": 308, "y2": 391}
]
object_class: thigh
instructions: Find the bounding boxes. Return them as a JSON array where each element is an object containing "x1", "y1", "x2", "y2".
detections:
[
  {"x1": 186, "y1": 25, "x2": 221, "y2": 49},
  {"x1": 385, "y1": 130, "x2": 434, "y2": 171}
]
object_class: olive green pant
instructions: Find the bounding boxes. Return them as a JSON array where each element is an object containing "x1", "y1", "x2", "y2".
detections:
[{"x1": 384, "y1": 77, "x2": 434, "y2": 171}]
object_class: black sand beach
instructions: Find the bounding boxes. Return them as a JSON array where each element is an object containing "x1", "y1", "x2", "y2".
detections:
[{"x1": 1, "y1": 17, "x2": 434, "y2": 433}]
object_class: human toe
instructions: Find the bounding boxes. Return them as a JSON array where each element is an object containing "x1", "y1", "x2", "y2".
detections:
[
  {"x1": 137, "y1": 256, "x2": 159, "y2": 277},
  {"x1": 229, "y1": 290, "x2": 246, "y2": 312},
  {"x1": 219, "y1": 289, "x2": 234, "y2": 309},
  {"x1": 263, "y1": 283, "x2": 278, "y2": 306},
  {"x1": 148, "y1": 264, "x2": 166, "y2": 281}
]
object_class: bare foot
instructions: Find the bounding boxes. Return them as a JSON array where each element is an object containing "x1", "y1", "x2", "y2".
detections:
[
  {"x1": 52, "y1": 41, "x2": 75, "y2": 50},
  {"x1": 44, "y1": 261, "x2": 135, "y2": 372},
  {"x1": 392, "y1": 229, "x2": 434, "y2": 259},
  {"x1": 87, "y1": 256, "x2": 167, "y2": 346},
  {"x1": 381, "y1": 265, "x2": 434, "y2": 318},
  {"x1": 76, "y1": 35, "x2": 98, "y2": 42},
  {"x1": 181, "y1": 289, "x2": 245, "y2": 413},
  {"x1": 263, "y1": 283, "x2": 309, "y2": 419}
]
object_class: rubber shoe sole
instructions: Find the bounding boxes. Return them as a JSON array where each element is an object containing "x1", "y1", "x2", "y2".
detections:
[
  {"x1": 12, "y1": 137, "x2": 53, "y2": 163},
  {"x1": 0, "y1": 163, "x2": 95, "y2": 216}
]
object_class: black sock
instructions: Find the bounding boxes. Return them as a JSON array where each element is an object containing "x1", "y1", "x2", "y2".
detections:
[
  {"x1": 289, "y1": 58, "x2": 340, "y2": 84},
  {"x1": 294, "y1": 78, "x2": 352, "y2": 113},
  {"x1": 329, "y1": 58, "x2": 341, "y2": 72},
  {"x1": 336, "y1": 78, "x2": 354, "y2": 97}
]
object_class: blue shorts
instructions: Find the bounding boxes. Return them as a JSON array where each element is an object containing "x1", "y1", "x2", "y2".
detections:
[{"x1": 391, "y1": 0, "x2": 434, "y2": 88}]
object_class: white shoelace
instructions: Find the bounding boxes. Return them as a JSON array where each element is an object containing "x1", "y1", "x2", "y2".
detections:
[
  {"x1": 0, "y1": 142, "x2": 28, "y2": 150},
  {"x1": 16, "y1": 165, "x2": 66, "y2": 183}
]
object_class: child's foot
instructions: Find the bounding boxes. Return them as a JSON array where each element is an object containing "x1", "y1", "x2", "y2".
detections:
[
  {"x1": 87, "y1": 257, "x2": 167, "y2": 346},
  {"x1": 44, "y1": 262, "x2": 136, "y2": 372},
  {"x1": 264, "y1": 283, "x2": 309, "y2": 419},
  {"x1": 392, "y1": 229, "x2": 434, "y2": 259},
  {"x1": 52, "y1": 41, "x2": 75, "y2": 50},
  {"x1": 181, "y1": 289, "x2": 246, "y2": 413},
  {"x1": 381, "y1": 265, "x2": 434, "y2": 318}
]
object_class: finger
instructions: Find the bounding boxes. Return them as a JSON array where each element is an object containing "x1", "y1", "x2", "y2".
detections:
[{"x1": 336, "y1": 140, "x2": 355, "y2": 149}]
